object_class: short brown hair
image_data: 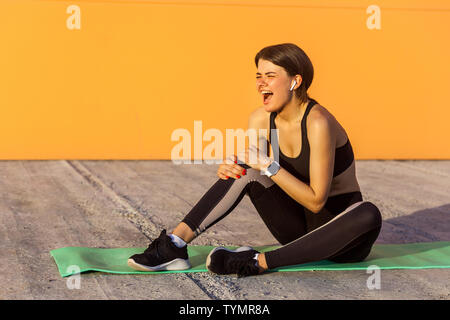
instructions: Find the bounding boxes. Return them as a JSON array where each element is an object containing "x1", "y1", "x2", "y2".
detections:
[{"x1": 255, "y1": 43, "x2": 314, "y2": 104}]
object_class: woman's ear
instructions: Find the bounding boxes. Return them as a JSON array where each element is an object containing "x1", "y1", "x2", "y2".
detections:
[{"x1": 290, "y1": 75, "x2": 303, "y2": 91}]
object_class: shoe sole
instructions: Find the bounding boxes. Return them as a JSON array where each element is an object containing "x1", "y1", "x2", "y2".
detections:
[
  {"x1": 205, "y1": 246, "x2": 254, "y2": 273},
  {"x1": 127, "y1": 258, "x2": 191, "y2": 272}
]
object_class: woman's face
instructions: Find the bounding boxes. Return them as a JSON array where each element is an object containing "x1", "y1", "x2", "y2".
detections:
[{"x1": 256, "y1": 59, "x2": 295, "y2": 112}]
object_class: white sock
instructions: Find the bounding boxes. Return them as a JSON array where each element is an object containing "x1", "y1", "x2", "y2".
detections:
[
  {"x1": 253, "y1": 253, "x2": 259, "y2": 267},
  {"x1": 169, "y1": 233, "x2": 187, "y2": 248}
]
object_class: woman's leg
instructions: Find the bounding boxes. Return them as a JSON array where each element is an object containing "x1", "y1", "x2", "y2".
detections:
[
  {"x1": 262, "y1": 201, "x2": 382, "y2": 269},
  {"x1": 171, "y1": 222, "x2": 196, "y2": 244},
  {"x1": 244, "y1": 184, "x2": 382, "y2": 270},
  {"x1": 172, "y1": 165, "x2": 276, "y2": 243},
  {"x1": 172, "y1": 165, "x2": 381, "y2": 271},
  {"x1": 128, "y1": 166, "x2": 280, "y2": 272},
  {"x1": 246, "y1": 181, "x2": 308, "y2": 245}
]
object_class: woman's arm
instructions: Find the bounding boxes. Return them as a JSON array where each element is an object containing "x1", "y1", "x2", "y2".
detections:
[
  {"x1": 243, "y1": 106, "x2": 336, "y2": 213},
  {"x1": 242, "y1": 109, "x2": 336, "y2": 213},
  {"x1": 247, "y1": 106, "x2": 270, "y2": 156}
]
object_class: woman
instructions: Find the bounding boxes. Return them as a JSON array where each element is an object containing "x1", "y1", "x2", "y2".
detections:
[{"x1": 128, "y1": 43, "x2": 382, "y2": 277}]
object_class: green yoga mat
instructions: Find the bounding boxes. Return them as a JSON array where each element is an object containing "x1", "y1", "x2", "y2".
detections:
[{"x1": 50, "y1": 242, "x2": 450, "y2": 277}]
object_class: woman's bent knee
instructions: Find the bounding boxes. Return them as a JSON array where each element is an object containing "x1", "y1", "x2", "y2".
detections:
[{"x1": 360, "y1": 202, "x2": 382, "y2": 229}]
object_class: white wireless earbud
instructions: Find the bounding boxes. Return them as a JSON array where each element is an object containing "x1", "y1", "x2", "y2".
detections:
[{"x1": 290, "y1": 80, "x2": 297, "y2": 91}]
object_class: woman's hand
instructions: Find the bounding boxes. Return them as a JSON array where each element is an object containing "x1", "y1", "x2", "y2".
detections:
[
  {"x1": 217, "y1": 154, "x2": 247, "y2": 180},
  {"x1": 237, "y1": 145, "x2": 273, "y2": 172}
]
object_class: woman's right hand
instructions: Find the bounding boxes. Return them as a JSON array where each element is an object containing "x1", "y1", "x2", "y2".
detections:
[{"x1": 217, "y1": 155, "x2": 247, "y2": 180}]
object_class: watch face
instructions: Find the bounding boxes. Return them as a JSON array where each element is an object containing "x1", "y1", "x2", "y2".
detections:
[{"x1": 268, "y1": 161, "x2": 279, "y2": 175}]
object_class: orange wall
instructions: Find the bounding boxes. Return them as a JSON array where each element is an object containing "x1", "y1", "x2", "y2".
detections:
[{"x1": 1, "y1": 0, "x2": 449, "y2": 159}]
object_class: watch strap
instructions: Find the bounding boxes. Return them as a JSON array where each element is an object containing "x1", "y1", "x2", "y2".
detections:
[{"x1": 264, "y1": 160, "x2": 280, "y2": 177}]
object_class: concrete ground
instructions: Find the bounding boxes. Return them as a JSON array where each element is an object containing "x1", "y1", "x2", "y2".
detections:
[{"x1": 0, "y1": 160, "x2": 449, "y2": 300}]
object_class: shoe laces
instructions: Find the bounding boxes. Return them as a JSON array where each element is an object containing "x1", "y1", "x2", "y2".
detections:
[
  {"x1": 226, "y1": 253, "x2": 259, "y2": 277},
  {"x1": 143, "y1": 235, "x2": 165, "y2": 258}
]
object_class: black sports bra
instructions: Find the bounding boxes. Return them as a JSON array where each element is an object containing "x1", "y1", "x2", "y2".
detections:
[{"x1": 269, "y1": 98, "x2": 354, "y2": 183}]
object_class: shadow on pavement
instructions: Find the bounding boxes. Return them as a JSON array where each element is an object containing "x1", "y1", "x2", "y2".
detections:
[{"x1": 377, "y1": 203, "x2": 450, "y2": 244}]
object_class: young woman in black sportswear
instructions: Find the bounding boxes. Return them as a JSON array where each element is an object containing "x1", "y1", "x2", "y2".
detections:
[{"x1": 128, "y1": 43, "x2": 382, "y2": 277}]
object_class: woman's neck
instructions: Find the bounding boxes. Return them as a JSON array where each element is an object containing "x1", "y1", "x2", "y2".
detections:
[{"x1": 277, "y1": 98, "x2": 309, "y2": 124}]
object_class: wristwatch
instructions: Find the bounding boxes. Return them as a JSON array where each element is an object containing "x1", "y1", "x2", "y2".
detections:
[{"x1": 263, "y1": 160, "x2": 280, "y2": 177}]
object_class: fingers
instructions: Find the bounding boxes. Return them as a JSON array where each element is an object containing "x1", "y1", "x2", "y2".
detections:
[
  {"x1": 217, "y1": 171, "x2": 229, "y2": 180},
  {"x1": 225, "y1": 154, "x2": 238, "y2": 165},
  {"x1": 217, "y1": 156, "x2": 247, "y2": 180},
  {"x1": 220, "y1": 165, "x2": 247, "y2": 179}
]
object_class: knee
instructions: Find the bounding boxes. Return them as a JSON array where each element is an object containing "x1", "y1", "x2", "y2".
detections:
[
  {"x1": 245, "y1": 167, "x2": 275, "y2": 188},
  {"x1": 246, "y1": 180, "x2": 266, "y2": 200},
  {"x1": 359, "y1": 202, "x2": 383, "y2": 229},
  {"x1": 221, "y1": 168, "x2": 274, "y2": 198}
]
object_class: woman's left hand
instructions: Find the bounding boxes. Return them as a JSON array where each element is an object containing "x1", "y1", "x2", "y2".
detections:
[{"x1": 237, "y1": 145, "x2": 274, "y2": 172}]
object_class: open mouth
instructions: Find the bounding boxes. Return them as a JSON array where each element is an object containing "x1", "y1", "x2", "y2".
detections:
[{"x1": 262, "y1": 91, "x2": 273, "y2": 104}]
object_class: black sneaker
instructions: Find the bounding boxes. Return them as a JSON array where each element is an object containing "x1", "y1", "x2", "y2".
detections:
[
  {"x1": 127, "y1": 229, "x2": 191, "y2": 271},
  {"x1": 206, "y1": 246, "x2": 261, "y2": 277}
]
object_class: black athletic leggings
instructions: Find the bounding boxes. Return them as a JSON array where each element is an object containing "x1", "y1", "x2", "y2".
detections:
[{"x1": 182, "y1": 165, "x2": 382, "y2": 269}]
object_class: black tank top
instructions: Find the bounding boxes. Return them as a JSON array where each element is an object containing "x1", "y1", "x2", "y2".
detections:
[{"x1": 269, "y1": 98, "x2": 354, "y2": 183}]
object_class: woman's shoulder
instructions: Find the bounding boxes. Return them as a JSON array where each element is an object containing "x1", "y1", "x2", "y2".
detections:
[
  {"x1": 307, "y1": 102, "x2": 334, "y2": 129},
  {"x1": 307, "y1": 101, "x2": 348, "y2": 144}
]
